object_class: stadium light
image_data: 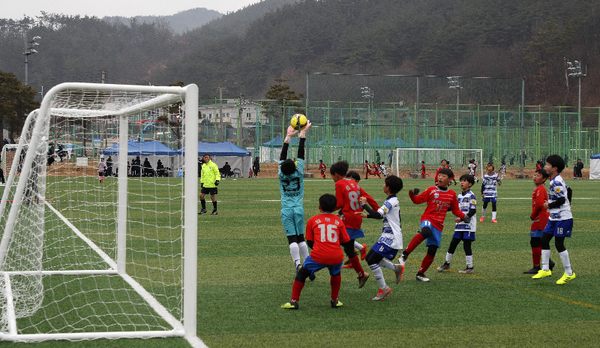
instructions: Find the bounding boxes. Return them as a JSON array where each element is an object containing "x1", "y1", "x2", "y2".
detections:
[
  {"x1": 447, "y1": 76, "x2": 462, "y2": 125},
  {"x1": 567, "y1": 60, "x2": 586, "y2": 161},
  {"x1": 23, "y1": 35, "x2": 41, "y2": 86},
  {"x1": 361, "y1": 86, "x2": 374, "y2": 145}
]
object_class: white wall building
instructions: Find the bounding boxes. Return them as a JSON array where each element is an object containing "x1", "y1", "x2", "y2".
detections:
[{"x1": 198, "y1": 99, "x2": 270, "y2": 126}]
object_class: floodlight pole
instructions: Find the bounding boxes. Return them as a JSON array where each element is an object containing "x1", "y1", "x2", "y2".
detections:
[
  {"x1": 23, "y1": 35, "x2": 41, "y2": 86},
  {"x1": 447, "y1": 76, "x2": 462, "y2": 128},
  {"x1": 567, "y1": 60, "x2": 586, "y2": 161},
  {"x1": 361, "y1": 86, "x2": 373, "y2": 147}
]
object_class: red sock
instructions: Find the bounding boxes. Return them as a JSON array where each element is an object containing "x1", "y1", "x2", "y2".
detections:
[
  {"x1": 349, "y1": 255, "x2": 365, "y2": 277},
  {"x1": 405, "y1": 233, "x2": 426, "y2": 254},
  {"x1": 291, "y1": 280, "x2": 305, "y2": 302},
  {"x1": 419, "y1": 253, "x2": 435, "y2": 274},
  {"x1": 532, "y1": 246, "x2": 542, "y2": 267},
  {"x1": 330, "y1": 275, "x2": 341, "y2": 301}
]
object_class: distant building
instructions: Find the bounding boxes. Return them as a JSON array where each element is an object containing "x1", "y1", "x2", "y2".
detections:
[{"x1": 198, "y1": 99, "x2": 269, "y2": 126}]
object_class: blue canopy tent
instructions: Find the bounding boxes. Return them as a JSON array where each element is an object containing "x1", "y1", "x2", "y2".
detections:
[
  {"x1": 102, "y1": 140, "x2": 179, "y2": 176},
  {"x1": 180, "y1": 141, "x2": 251, "y2": 178},
  {"x1": 417, "y1": 138, "x2": 456, "y2": 148}
]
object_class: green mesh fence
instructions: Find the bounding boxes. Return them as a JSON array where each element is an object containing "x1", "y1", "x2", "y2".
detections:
[{"x1": 190, "y1": 73, "x2": 599, "y2": 172}]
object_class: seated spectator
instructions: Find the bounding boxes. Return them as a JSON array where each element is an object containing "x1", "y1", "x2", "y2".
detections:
[{"x1": 222, "y1": 162, "x2": 232, "y2": 178}]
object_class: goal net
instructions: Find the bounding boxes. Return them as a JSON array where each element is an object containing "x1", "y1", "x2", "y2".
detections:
[
  {"x1": 0, "y1": 83, "x2": 204, "y2": 346},
  {"x1": 393, "y1": 148, "x2": 483, "y2": 179}
]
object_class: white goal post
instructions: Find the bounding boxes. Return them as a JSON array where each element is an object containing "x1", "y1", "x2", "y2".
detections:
[
  {"x1": 393, "y1": 148, "x2": 484, "y2": 179},
  {"x1": 0, "y1": 83, "x2": 205, "y2": 347}
]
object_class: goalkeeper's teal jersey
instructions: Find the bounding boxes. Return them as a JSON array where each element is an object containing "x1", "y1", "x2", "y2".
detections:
[{"x1": 278, "y1": 158, "x2": 305, "y2": 209}]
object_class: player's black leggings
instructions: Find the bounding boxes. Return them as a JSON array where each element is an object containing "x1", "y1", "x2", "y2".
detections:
[
  {"x1": 540, "y1": 233, "x2": 566, "y2": 253},
  {"x1": 287, "y1": 235, "x2": 305, "y2": 245},
  {"x1": 447, "y1": 237, "x2": 472, "y2": 256},
  {"x1": 482, "y1": 201, "x2": 497, "y2": 211},
  {"x1": 420, "y1": 227, "x2": 439, "y2": 256},
  {"x1": 530, "y1": 237, "x2": 541, "y2": 248}
]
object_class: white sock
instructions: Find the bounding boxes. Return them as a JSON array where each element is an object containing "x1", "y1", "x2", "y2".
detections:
[
  {"x1": 492, "y1": 211, "x2": 497, "y2": 220},
  {"x1": 370, "y1": 264, "x2": 387, "y2": 290},
  {"x1": 354, "y1": 241, "x2": 363, "y2": 250},
  {"x1": 289, "y1": 243, "x2": 300, "y2": 267},
  {"x1": 298, "y1": 241, "x2": 309, "y2": 262},
  {"x1": 379, "y1": 258, "x2": 395, "y2": 271},
  {"x1": 445, "y1": 252, "x2": 453, "y2": 263},
  {"x1": 466, "y1": 255, "x2": 473, "y2": 268},
  {"x1": 541, "y1": 249, "x2": 551, "y2": 271},
  {"x1": 559, "y1": 250, "x2": 573, "y2": 276},
  {"x1": 481, "y1": 208, "x2": 486, "y2": 218}
]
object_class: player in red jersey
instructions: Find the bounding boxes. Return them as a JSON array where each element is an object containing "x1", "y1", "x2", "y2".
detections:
[
  {"x1": 524, "y1": 168, "x2": 554, "y2": 274},
  {"x1": 372, "y1": 162, "x2": 382, "y2": 178},
  {"x1": 281, "y1": 194, "x2": 356, "y2": 309},
  {"x1": 363, "y1": 160, "x2": 374, "y2": 179},
  {"x1": 420, "y1": 161, "x2": 429, "y2": 179},
  {"x1": 330, "y1": 161, "x2": 377, "y2": 288},
  {"x1": 433, "y1": 159, "x2": 447, "y2": 184},
  {"x1": 400, "y1": 167, "x2": 469, "y2": 282},
  {"x1": 319, "y1": 159, "x2": 327, "y2": 179}
]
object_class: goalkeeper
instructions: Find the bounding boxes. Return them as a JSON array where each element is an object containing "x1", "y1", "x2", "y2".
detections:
[
  {"x1": 279, "y1": 121, "x2": 312, "y2": 275},
  {"x1": 199, "y1": 153, "x2": 220, "y2": 215},
  {"x1": 399, "y1": 168, "x2": 469, "y2": 282}
]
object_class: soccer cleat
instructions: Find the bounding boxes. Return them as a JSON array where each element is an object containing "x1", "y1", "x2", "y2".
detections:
[
  {"x1": 416, "y1": 273, "x2": 430, "y2": 282},
  {"x1": 459, "y1": 267, "x2": 474, "y2": 274},
  {"x1": 556, "y1": 272, "x2": 576, "y2": 285},
  {"x1": 491, "y1": 219, "x2": 498, "y2": 223},
  {"x1": 479, "y1": 217, "x2": 485, "y2": 222},
  {"x1": 360, "y1": 244, "x2": 368, "y2": 260},
  {"x1": 437, "y1": 262, "x2": 450, "y2": 272},
  {"x1": 342, "y1": 264, "x2": 352, "y2": 269},
  {"x1": 281, "y1": 301, "x2": 299, "y2": 309},
  {"x1": 343, "y1": 258, "x2": 352, "y2": 265},
  {"x1": 358, "y1": 273, "x2": 370, "y2": 288},
  {"x1": 523, "y1": 266, "x2": 541, "y2": 274},
  {"x1": 330, "y1": 299, "x2": 343, "y2": 308},
  {"x1": 198, "y1": 209, "x2": 208, "y2": 215},
  {"x1": 211, "y1": 210, "x2": 218, "y2": 215},
  {"x1": 532, "y1": 269, "x2": 552, "y2": 279},
  {"x1": 395, "y1": 264, "x2": 405, "y2": 284},
  {"x1": 372, "y1": 287, "x2": 392, "y2": 301}
]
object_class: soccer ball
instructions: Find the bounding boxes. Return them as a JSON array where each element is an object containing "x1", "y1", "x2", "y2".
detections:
[{"x1": 290, "y1": 114, "x2": 308, "y2": 131}]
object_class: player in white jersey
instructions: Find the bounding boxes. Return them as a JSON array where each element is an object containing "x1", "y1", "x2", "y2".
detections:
[
  {"x1": 480, "y1": 163, "x2": 501, "y2": 223},
  {"x1": 379, "y1": 163, "x2": 389, "y2": 177},
  {"x1": 438, "y1": 174, "x2": 477, "y2": 274},
  {"x1": 500, "y1": 162, "x2": 507, "y2": 179},
  {"x1": 358, "y1": 175, "x2": 404, "y2": 301},
  {"x1": 468, "y1": 159, "x2": 478, "y2": 182},
  {"x1": 532, "y1": 155, "x2": 576, "y2": 284}
]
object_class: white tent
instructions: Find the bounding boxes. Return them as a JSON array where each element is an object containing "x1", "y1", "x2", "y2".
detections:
[{"x1": 590, "y1": 153, "x2": 600, "y2": 179}]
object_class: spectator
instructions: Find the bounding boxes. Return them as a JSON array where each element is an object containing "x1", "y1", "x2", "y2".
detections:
[
  {"x1": 156, "y1": 159, "x2": 165, "y2": 177},
  {"x1": 132, "y1": 156, "x2": 141, "y2": 176},
  {"x1": 222, "y1": 162, "x2": 232, "y2": 178},
  {"x1": 143, "y1": 157, "x2": 154, "y2": 177},
  {"x1": 106, "y1": 156, "x2": 113, "y2": 176},
  {"x1": 253, "y1": 157, "x2": 260, "y2": 178}
]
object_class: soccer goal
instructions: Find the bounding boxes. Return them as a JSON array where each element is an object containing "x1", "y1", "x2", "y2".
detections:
[
  {"x1": 393, "y1": 148, "x2": 483, "y2": 179},
  {"x1": 0, "y1": 83, "x2": 204, "y2": 347}
]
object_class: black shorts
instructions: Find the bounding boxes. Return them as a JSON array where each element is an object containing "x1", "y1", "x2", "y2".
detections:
[
  {"x1": 201, "y1": 187, "x2": 218, "y2": 195},
  {"x1": 98, "y1": 172, "x2": 104, "y2": 177}
]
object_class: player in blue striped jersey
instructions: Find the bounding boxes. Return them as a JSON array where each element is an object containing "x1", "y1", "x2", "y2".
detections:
[
  {"x1": 438, "y1": 174, "x2": 477, "y2": 273},
  {"x1": 480, "y1": 163, "x2": 502, "y2": 223},
  {"x1": 532, "y1": 155, "x2": 576, "y2": 284}
]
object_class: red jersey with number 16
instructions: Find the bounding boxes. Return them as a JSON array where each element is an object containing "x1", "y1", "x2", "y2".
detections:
[
  {"x1": 305, "y1": 213, "x2": 351, "y2": 265},
  {"x1": 334, "y1": 178, "x2": 379, "y2": 229},
  {"x1": 409, "y1": 186, "x2": 465, "y2": 231}
]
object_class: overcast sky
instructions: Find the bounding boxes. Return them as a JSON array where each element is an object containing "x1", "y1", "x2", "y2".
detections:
[{"x1": 3, "y1": 0, "x2": 261, "y2": 20}]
